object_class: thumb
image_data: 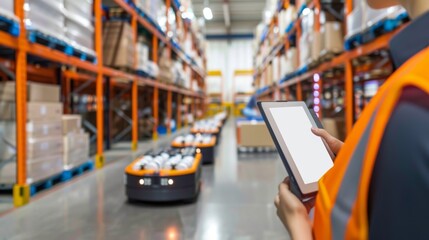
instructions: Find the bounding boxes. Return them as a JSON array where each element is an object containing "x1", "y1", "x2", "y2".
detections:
[{"x1": 311, "y1": 127, "x2": 331, "y2": 140}]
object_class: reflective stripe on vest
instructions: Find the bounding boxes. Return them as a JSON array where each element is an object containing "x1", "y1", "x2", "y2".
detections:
[{"x1": 313, "y1": 46, "x2": 429, "y2": 240}]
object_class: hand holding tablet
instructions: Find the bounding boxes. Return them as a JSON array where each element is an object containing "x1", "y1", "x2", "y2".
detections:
[{"x1": 258, "y1": 101, "x2": 334, "y2": 200}]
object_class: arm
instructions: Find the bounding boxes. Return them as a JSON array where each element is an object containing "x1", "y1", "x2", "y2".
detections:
[
  {"x1": 275, "y1": 178, "x2": 314, "y2": 240},
  {"x1": 275, "y1": 128, "x2": 343, "y2": 239}
]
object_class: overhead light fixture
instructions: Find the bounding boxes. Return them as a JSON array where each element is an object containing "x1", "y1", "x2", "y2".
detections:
[{"x1": 203, "y1": 7, "x2": 213, "y2": 20}]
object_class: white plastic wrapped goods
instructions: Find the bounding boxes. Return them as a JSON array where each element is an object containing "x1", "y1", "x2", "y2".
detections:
[
  {"x1": 64, "y1": 9, "x2": 94, "y2": 52},
  {"x1": 175, "y1": 156, "x2": 194, "y2": 170},
  {"x1": 366, "y1": 6, "x2": 405, "y2": 28},
  {"x1": 136, "y1": 42, "x2": 149, "y2": 70},
  {"x1": 299, "y1": 33, "x2": 312, "y2": 67},
  {"x1": 133, "y1": 155, "x2": 153, "y2": 170},
  {"x1": 174, "y1": 136, "x2": 185, "y2": 143},
  {"x1": 185, "y1": 134, "x2": 194, "y2": 144},
  {"x1": 64, "y1": 0, "x2": 93, "y2": 20},
  {"x1": 25, "y1": 0, "x2": 66, "y2": 40},
  {"x1": 278, "y1": 6, "x2": 297, "y2": 34},
  {"x1": 346, "y1": 5, "x2": 363, "y2": 38},
  {"x1": 347, "y1": 2, "x2": 406, "y2": 38},
  {"x1": 163, "y1": 156, "x2": 181, "y2": 170},
  {"x1": 0, "y1": 0, "x2": 16, "y2": 20}
]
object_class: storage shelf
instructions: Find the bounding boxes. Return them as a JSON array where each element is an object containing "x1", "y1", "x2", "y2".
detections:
[
  {"x1": 0, "y1": 31, "x2": 18, "y2": 49},
  {"x1": 113, "y1": 0, "x2": 206, "y2": 79},
  {"x1": 0, "y1": 30, "x2": 203, "y2": 98},
  {"x1": 255, "y1": 27, "x2": 404, "y2": 98}
]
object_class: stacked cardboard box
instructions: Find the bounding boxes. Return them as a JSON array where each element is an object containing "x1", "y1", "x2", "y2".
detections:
[
  {"x1": 24, "y1": 0, "x2": 67, "y2": 41},
  {"x1": 62, "y1": 115, "x2": 89, "y2": 170},
  {"x1": 158, "y1": 48, "x2": 174, "y2": 84},
  {"x1": 136, "y1": 38, "x2": 149, "y2": 71},
  {"x1": 0, "y1": 82, "x2": 64, "y2": 185},
  {"x1": 103, "y1": 21, "x2": 135, "y2": 69},
  {"x1": 64, "y1": 0, "x2": 94, "y2": 54},
  {"x1": 237, "y1": 122, "x2": 275, "y2": 148},
  {"x1": 173, "y1": 61, "x2": 185, "y2": 87},
  {"x1": 321, "y1": 21, "x2": 343, "y2": 55}
]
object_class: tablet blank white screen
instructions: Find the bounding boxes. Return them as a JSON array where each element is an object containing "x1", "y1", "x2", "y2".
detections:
[{"x1": 270, "y1": 106, "x2": 333, "y2": 184}]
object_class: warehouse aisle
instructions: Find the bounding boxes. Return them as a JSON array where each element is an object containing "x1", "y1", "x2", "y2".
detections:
[{"x1": 0, "y1": 119, "x2": 289, "y2": 240}]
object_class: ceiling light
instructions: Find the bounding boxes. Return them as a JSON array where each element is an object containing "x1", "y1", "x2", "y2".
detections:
[{"x1": 203, "y1": 7, "x2": 213, "y2": 20}]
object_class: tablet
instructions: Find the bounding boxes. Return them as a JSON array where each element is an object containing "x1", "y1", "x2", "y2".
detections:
[{"x1": 257, "y1": 101, "x2": 334, "y2": 200}]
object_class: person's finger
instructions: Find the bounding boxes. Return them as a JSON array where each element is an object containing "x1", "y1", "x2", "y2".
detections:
[
  {"x1": 311, "y1": 127, "x2": 331, "y2": 140},
  {"x1": 274, "y1": 195, "x2": 280, "y2": 208},
  {"x1": 311, "y1": 127, "x2": 343, "y2": 153},
  {"x1": 283, "y1": 176, "x2": 290, "y2": 185}
]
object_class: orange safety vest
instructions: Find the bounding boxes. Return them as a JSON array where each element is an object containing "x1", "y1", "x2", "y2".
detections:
[{"x1": 313, "y1": 46, "x2": 429, "y2": 240}]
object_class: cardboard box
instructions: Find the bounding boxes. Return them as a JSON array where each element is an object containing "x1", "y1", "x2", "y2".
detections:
[
  {"x1": 311, "y1": 31, "x2": 323, "y2": 61},
  {"x1": 63, "y1": 132, "x2": 89, "y2": 153},
  {"x1": 63, "y1": 147, "x2": 89, "y2": 169},
  {"x1": 0, "y1": 154, "x2": 64, "y2": 184},
  {"x1": 0, "y1": 121, "x2": 63, "y2": 161},
  {"x1": 237, "y1": 122, "x2": 275, "y2": 147},
  {"x1": 0, "y1": 102, "x2": 15, "y2": 120},
  {"x1": 0, "y1": 136, "x2": 63, "y2": 160},
  {"x1": 28, "y1": 102, "x2": 63, "y2": 121},
  {"x1": 27, "y1": 137, "x2": 64, "y2": 159},
  {"x1": 103, "y1": 21, "x2": 135, "y2": 68},
  {"x1": 62, "y1": 115, "x2": 82, "y2": 135},
  {"x1": 322, "y1": 22, "x2": 343, "y2": 54},
  {"x1": 0, "y1": 82, "x2": 60, "y2": 102}
]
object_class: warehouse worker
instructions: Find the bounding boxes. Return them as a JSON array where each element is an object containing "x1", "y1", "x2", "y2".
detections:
[{"x1": 274, "y1": 0, "x2": 429, "y2": 239}]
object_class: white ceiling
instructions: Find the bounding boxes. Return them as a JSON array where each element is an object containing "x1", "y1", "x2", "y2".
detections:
[{"x1": 191, "y1": 0, "x2": 266, "y2": 35}]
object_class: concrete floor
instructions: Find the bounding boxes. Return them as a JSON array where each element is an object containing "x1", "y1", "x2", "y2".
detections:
[{"x1": 0, "y1": 118, "x2": 290, "y2": 240}]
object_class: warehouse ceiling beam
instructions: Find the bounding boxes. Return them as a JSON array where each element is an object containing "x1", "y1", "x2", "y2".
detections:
[{"x1": 223, "y1": 0, "x2": 231, "y2": 31}]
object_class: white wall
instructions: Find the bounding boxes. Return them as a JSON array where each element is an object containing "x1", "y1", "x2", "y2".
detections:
[{"x1": 206, "y1": 39, "x2": 254, "y2": 102}]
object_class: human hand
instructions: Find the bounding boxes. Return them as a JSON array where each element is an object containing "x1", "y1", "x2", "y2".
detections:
[
  {"x1": 274, "y1": 177, "x2": 313, "y2": 240},
  {"x1": 311, "y1": 127, "x2": 344, "y2": 155}
]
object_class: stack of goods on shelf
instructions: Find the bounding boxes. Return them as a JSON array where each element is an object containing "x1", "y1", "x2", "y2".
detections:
[
  {"x1": 172, "y1": 134, "x2": 216, "y2": 164},
  {"x1": 173, "y1": 61, "x2": 186, "y2": 87},
  {"x1": 62, "y1": 115, "x2": 89, "y2": 170},
  {"x1": 24, "y1": 0, "x2": 67, "y2": 41},
  {"x1": 319, "y1": 11, "x2": 343, "y2": 59},
  {"x1": 125, "y1": 147, "x2": 202, "y2": 202},
  {"x1": 158, "y1": 48, "x2": 174, "y2": 84},
  {"x1": 103, "y1": 21, "x2": 135, "y2": 70},
  {"x1": 134, "y1": 0, "x2": 146, "y2": 11},
  {"x1": 136, "y1": 40, "x2": 149, "y2": 71},
  {"x1": 281, "y1": 48, "x2": 298, "y2": 79},
  {"x1": 346, "y1": 1, "x2": 406, "y2": 48},
  {"x1": 64, "y1": 0, "x2": 95, "y2": 55},
  {"x1": 0, "y1": 0, "x2": 17, "y2": 20},
  {"x1": 278, "y1": 5, "x2": 297, "y2": 38},
  {"x1": 299, "y1": 8, "x2": 316, "y2": 69},
  {"x1": 136, "y1": 37, "x2": 160, "y2": 79},
  {"x1": 0, "y1": 82, "x2": 64, "y2": 185}
]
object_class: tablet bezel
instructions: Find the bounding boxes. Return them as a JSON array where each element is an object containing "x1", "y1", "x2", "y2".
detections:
[{"x1": 258, "y1": 101, "x2": 334, "y2": 197}]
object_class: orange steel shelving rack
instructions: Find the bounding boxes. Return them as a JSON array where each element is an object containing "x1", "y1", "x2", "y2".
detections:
[
  {"x1": 0, "y1": 0, "x2": 207, "y2": 206},
  {"x1": 253, "y1": 0, "x2": 405, "y2": 137}
]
